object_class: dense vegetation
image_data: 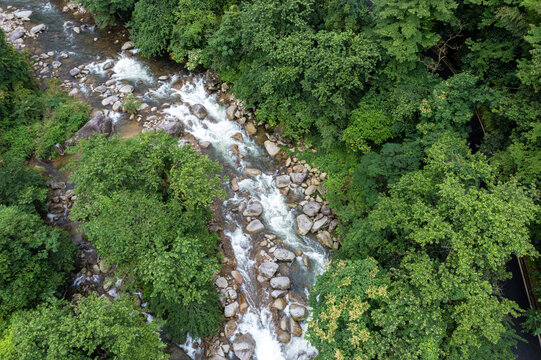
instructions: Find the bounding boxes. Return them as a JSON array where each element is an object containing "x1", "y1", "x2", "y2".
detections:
[
  {"x1": 68, "y1": 132, "x2": 225, "y2": 342},
  {"x1": 76, "y1": 0, "x2": 541, "y2": 357},
  {"x1": 0, "y1": 30, "x2": 168, "y2": 359}
]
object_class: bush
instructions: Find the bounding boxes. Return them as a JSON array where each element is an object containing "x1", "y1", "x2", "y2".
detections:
[
  {"x1": 0, "y1": 206, "x2": 76, "y2": 320},
  {"x1": 69, "y1": 132, "x2": 224, "y2": 341},
  {"x1": 0, "y1": 295, "x2": 167, "y2": 359}
]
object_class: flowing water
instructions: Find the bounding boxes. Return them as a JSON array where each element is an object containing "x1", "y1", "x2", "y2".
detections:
[{"x1": 3, "y1": 1, "x2": 329, "y2": 359}]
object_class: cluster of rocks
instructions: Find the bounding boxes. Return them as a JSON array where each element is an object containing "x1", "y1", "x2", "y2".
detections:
[
  {"x1": 272, "y1": 156, "x2": 341, "y2": 249},
  {"x1": 256, "y1": 242, "x2": 309, "y2": 343},
  {"x1": 61, "y1": 1, "x2": 88, "y2": 17},
  {"x1": 47, "y1": 180, "x2": 73, "y2": 221},
  {"x1": 204, "y1": 271, "x2": 253, "y2": 360},
  {"x1": 0, "y1": 6, "x2": 47, "y2": 50}
]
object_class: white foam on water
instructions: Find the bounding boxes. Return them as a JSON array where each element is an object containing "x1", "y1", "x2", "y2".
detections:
[
  {"x1": 112, "y1": 55, "x2": 154, "y2": 84},
  {"x1": 179, "y1": 334, "x2": 203, "y2": 359}
]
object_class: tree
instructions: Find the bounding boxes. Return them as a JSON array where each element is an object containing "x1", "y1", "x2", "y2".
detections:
[
  {"x1": 0, "y1": 157, "x2": 47, "y2": 213},
  {"x1": 373, "y1": 0, "x2": 458, "y2": 70},
  {"x1": 332, "y1": 135, "x2": 538, "y2": 359},
  {"x1": 0, "y1": 206, "x2": 75, "y2": 320},
  {"x1": 0, "y1": 295, "x2": 167, "y2": 359},
  {"x1": 69, "y1": 132, "x2": 224, "y2": 342}
]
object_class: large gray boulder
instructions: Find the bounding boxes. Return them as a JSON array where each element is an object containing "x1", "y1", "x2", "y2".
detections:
[
  {"x1": 243, "y1": 201, "x2": 263, "y2": 217},
  {"x1": 224, "y1": 301, "x2": 239, "y2": 318},
  {"x1": 156, "y1": 119, "x2": 181, "y2": 137},
  {"x1": 30, "y1": 24, "x2": 46, "y2": 35},
  {"x1": 290, "y1": 172, "x2": 307, "y2": 184},
  {"x1": 76, "y1": 112, "x2": 113, "y2": 140},
  {"x1": 264, "y1": 140, "x2": 280, "y2": 157},
  {"x1": 246, "y1": 219, "x2": 265, "y2": 233},
  {"x1": 275, "y1": 175, "x2": 291, "y2": 188},
  {"x1": 9, "y1": 29, "x2": 25, "y2": 41},
  {"x1": 296, "y1": 214, "x2": 313, "y2": 236},
  {"x1": 302, "y1": 201, "x2": 321, "y2": 217},
  {"x1": 121, "y1": 41, "x2": 134, "y2": 50},
  {"x1": 226, "y1": 105, "x2": 237, "y2": 120},
  {"x1": 258, "y1": 261, "x2": 279, "y2": 279},
  {"x1": 311, "y1": 216, "x2": 329, "y2": 233},
  {"x1": 233, "y1": 334, "x2": 256, "y2": 360},
  {"x1": 274, "y1": 248, "x2": 295, "y2": 262},
  {"x1": 244, "y1": 167, "x2": 261, "y2": 176},
  {"x1": 316, "y1": 231, "x2": 333, "y2": 248},
  {"x1": 289, "y1": 304, "x2": 308, "y2": 321},
  {"x1": 270, "y1": 276, "x2": 291, "y2": 290},
  {"x1": 190, "y1": 104, "x2": 207, "y2": 119},
  {"x1": 14, "y1": 10, "x2": 33, "y2": 19}
]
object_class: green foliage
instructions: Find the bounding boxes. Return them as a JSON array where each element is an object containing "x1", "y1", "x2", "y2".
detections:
[
  {"x1": 129, "y1": 0, "x2": 176, "y2": 57},
  {"x1": 0, "y1": 206, "x2": 75, "y2": 320},
  {"x1": 417, "y1": 73, "x2": 496, "y2": 143},
  {"x1": 373, "y1": 0, "x2": 458, "y2": 70},
  {"x1": 121, "y1": 94, "x2": 141, "y2": 114},
  {"x1": 0, "y1": 157, "x2": 46, "y2": 213},
  {"x1": 308, "y1": 258, "x2": 390, "y2": 360},
  {"x1": 69, "y1": 132, "x2": 223, "y2": 341},
  {"x1": 518, "y1": 24, "x2": 541, "y2": 91},
  {"x1": 0, "y1": 295, "x2": 167, "y2": 359},
  {"x1": 76, "y1": 0, "x2": 137, "y2": 27},
  {"x1": 343, "y1": 102, "x2": 393, "y2": 153}
]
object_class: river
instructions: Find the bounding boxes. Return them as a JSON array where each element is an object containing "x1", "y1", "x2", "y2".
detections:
[{"x1": 2, "y1": 1, "x2": 329, "y2": 359}]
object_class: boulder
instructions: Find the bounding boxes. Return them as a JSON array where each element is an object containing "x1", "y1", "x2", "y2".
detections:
[
  {"x1": 14, "y1": 10, "x2": 33, "y2": 18},
  {"x1": 290, "y1": 318, "x2": 303, "y2": 337},
  {"x1": 302, "y1": 201, "x2": 321, "y2": 217},
  {"x1": 270, "y1": 276, "x2": 291, "y2": 290},
  {"x1": 232, "y1": 334, "x2": 256, "y2": 360},
  {"x1": 274, "y1": 248, "x2": 295, "y2": 262},
  {"x1": 296, "y1": 214, "x2": 313, "y2": 236},
  {"x1": 305, "y1": 185, "x2": 318, "y2": 196},
  {"x1": 94, "y1": 85, "x2": 106, "y2": 93},
  {"x1": 119, "y1": 84, "x2": 134, "y2": 93},
  {"x1": 224, "y1": 301, "x2": 239, "y2": 318},
  {"x1": 271, "y1": 290, "x2": 287, "y2": 298},
  {"x1": 121, "y1": 41, "x2": 134, "y2": 50},
  {"x1": 226, "y1": 105, "x2": 237, "y2": 120},
  {"x1": 112, "y1": 101, "x2": 122, "y2": 112},
  {"x1": 156, "y1": 119, "x2": 181, "y2": 137},
  {"x1": 272, "y1": 298, "x2": 287, "y2": 311},
  {"x1": 69, "y1": 67, "x2": 81, "y2": 77},
  {"x1": 231, "y1": 177, "x2": 239, "y2": 192},
  {"x1": 103, "y1": 61, "x2": 114, "y2": 70},
  {"x1": 9, "y1": 29, "x2": 24, "y2": 41},
  {"x1": 277, "y1": 330, "x2": 291, "y2": 343},
  {"x1": 246, "y1": 219, "x2": 265, "y2": 233},
  {"x1": 68, "y1": 88, "x2": 79, "y2": 96},
  {"x1": 311, "y1": 216, "x2": 329, "y2": 233},
  {"x1": 30, "y1": 24, "x2": 46, "y2": 35},
  {"x1": 101, "y1": 95, "x2": 119, "y2": 106},
  {"x1": 290, "y1": 172, "x2": 307, "y2": 184},
  {"x1": 224, "y1": 319, "x2": 237, "y2": 338},
  {"x1": 264, "y1": 140, "x2": 280, "y2": 157},
  {"x1": 316, "y1": 231, "x2": 333, "y2": 248},
  {"x1": 245, "y1": 167, "x2": 261, "y2": 176},
  {"x1": 190, "y1": 104, "x2": 207, "y2": 119},
  {"x1": 215, "y1": 277, "x2": 228, "y2": 288},
  {"x1": 77, "y1": 111, "x2": 112, "y2": 140},
  {"x1": 289, "y1": 304, "x2": 308, "y2": 321},
  {"x1": 231, "y1": 270, "x2": 243, "y2": 285},
  {"x1": 245, "y1": 122, "x2": 257, "y2": 135},
  {"x1": 275, "y1": 175, "x2": 290, "y2": 188},
  {"x1": 243, "y1": 201, "x2": 263, "y2": 217},
  {"x1": 258, "y1": 261, "x2": 279, "y2": 279}
]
